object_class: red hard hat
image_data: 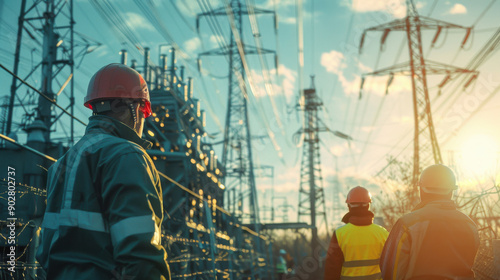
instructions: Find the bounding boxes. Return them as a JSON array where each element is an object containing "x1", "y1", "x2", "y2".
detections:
[
  {"x1": 84, "y1": 63, "x2": 152, "y2": 118},
  {"x1": 345, "y1": 186, "x2": 372, "y2": 204}
]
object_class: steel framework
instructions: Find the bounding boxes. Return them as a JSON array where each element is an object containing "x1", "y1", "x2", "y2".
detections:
[
  {"x1": 196, "y1": 0, "x2": 276, "y2": 233},
  {"x1": 297, "y1": 81, "x2": 329, "y2": 259},
  {"x1": 295, "y1": 77, "x2": 352, "y2": 274},
  {"x1": 360, "y1": 0, "x2": 477, "y2": 193}
]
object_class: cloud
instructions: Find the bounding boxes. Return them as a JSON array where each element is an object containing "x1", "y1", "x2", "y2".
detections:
[
  {"x1": 390, "y1": 115, "x2": 412, "y2": 124},
  {"x1": 321, "y1": 50, "x2": 346, "y2": 75},
  {"x1": 448, "y1": 3, "x2": 467, "y2": 14},
  {"x1": 321, "y1": 50, "x2": 360, "y2": 95},
  {"x1": 321, "y1": 49, "x2": 412, "y2": 96},
  {"x1": 328, "y1": 142, "x2": 353, "y2": 157},
  {"x1": 249, "y1": 64, "x2": 296, "y2": 99},
  {"x1": 279, "y1": 16, "x2": 298, "y2": 24},
  {"x1": 184, "y1": 37, "x2": 201, "y2": 53},
  {"x1": 209, "y1": 35, "x2": 226, "y2": 48},
  {"x1": 357, "y1": 61, "x2": 372, "y2": 73},
  {"x1": 174, "y1": 0, "x2": 202, "y2": 17},
  {"x1": 344, "y1": 0, "x2": 425, "y2": 18},
  {"x1": 124, "y1": 12, "x2": 154, "y2": 31},
  {"x1": 262, "y1": 0, "x2": 300, "y2": 9},
  {"x1": 261, "y1": 0, "x2": 313, "y2": 25},
  {"x1": 361, "y1": 75, "x2": 412, "y2": 96},
  {"x1": 345, "y1": 0, "x2": 407, "y2": 18},
  {"x1": 95, "y1": 46, "x2": 109, "y2": 58},
  {"x1": 273, "y1": 64, "x2": 297, "y2": 98}
]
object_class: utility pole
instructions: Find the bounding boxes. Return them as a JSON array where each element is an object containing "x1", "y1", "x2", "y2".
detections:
[
  {"x1": 196, "y1": 0, "x2": 276, "y2": 231},
  {"x1": 296, "y1": 77, "x2": 352, "y2": 271},
  {"x1": 359, "y1": 0, "x2": 477, "y2": 196}
]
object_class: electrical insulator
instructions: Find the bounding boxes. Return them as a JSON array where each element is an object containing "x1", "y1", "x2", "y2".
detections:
[
  {"x1": 358, "y1": 77, "x2": 365, "y2": 99},
  {"x1": 438, "y1": 75, "x2": 451, "y2": 88},
  {"x1": 381, "y1": 29, "x2": 390, "y2": 50},
  {"x1": 385, "y1": 74, "x2": 394, "y2": 95},
  {"x1": 463, "y1": 74, "x2": 477, "y2": 90},
  {"x1": 274, "y1": 14, "x2": 278, "y2": 33},
  {"x1": 461, "y1": 28, "x2": 472, "y2": 48},
  {"x1": 359, "y1": 32, "x2": 366, "y2": 54},
  {"x1": 197, "y1": 58, "x2": 202, "y2": 72},
  {"x1": 431, "y1": 26, "x2": 443, "y2": 47}
]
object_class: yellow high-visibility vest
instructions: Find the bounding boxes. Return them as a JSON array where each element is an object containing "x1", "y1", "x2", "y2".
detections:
[{"x1": 336, "y1": 223, "x2": 388, "y2": 280}]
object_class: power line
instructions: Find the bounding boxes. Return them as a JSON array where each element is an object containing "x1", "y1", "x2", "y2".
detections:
[
  {"x1": 245, "y1": 0, "x2": 284, "y2": 135},
  {"x1": 0, "y1": 133, "x2": 57, "y2": 162}
]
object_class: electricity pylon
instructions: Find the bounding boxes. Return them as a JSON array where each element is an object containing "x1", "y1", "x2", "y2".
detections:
[
  {"x1": 359, "y1": 0, "x2": 477, "y2": 194},
  {"x1": 296, "y1": 77, "x2": 352, "y2": 261},
  {"x1": 196, "y1": 0, "x2": 276, "y2": 230}
]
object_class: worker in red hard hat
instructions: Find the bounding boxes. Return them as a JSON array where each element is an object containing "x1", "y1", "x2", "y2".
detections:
[
  {"x1": 324, "y1": 186, "x2": 388, "y2": 280},
  {"x1": 380, "y1": 164, "x2": 479, "y2": 280},
  {"x1": 36, "y1": 64, "x2": 170, "y2": 279}
]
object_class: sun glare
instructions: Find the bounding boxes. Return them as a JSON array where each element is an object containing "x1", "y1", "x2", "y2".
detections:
[{"x1": 459, "y1": 134, "x2": 499, "y2": 178}]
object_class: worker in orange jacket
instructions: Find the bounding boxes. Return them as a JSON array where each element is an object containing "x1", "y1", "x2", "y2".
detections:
[
  {"x1": 324, "y1": 186, "x2": 388, "y2": 280},
  {"x1": 380, "y1": 164, "x2": 479, "y2": 280}
]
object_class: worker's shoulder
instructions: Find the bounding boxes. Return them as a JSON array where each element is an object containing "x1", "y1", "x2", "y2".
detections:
[
  {"x1": 335, "y1": 223, "x2": 348, "y2": 231},
  {"x1": 82, "y1": 133, "x2": 148, "y2": 158},
  {"x1": 399, "y1": 202, "x2": 475, "y2": 227},
  {"x1": 370, "y1": 223, "x2": 389, "y2": 234}
]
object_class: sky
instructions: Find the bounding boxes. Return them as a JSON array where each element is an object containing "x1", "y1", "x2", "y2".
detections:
[{"x1": 1, "y1": 0, "x2": 499, "y2": 226}]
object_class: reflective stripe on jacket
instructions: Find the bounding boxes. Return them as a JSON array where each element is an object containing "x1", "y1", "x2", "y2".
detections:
[
  {"x1": 380, "y1": 200, "x2": 479, "y2": 280},
  {"x1": 36, "y1": 115, "x2": 170, "y2": 280},
  {"x1": 336, "y1": 223, "x2": 388, "y2": 280},
  {"x1": 276, "y1": 256, "x2": 287, "y2": 273}
]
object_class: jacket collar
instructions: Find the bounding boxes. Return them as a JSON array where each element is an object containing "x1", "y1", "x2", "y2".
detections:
[
  {"x1": 341, "y1": 210, "x2": 374, "y2": 226},
  {"x1": 85, "y1": 115, "x2": 152, "y2": 150},
  {"x1": 412, "y1": 199, "x2": 456, "y2": 212}
]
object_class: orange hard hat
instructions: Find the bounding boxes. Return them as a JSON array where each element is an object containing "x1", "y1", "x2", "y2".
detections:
[
  {"x1": 345, "y1": 186, "x2": 372, "y2": 204},
  {"x1": 84, "y1": 63, "x2": 152, "y2": 118}
]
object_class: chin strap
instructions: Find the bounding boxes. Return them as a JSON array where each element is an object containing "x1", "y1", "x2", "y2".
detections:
[{"x1": 128, "y1": 102, "x2": 137, "y2": 124}]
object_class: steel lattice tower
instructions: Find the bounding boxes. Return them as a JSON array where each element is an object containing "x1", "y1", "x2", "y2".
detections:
[
  {"x1": 296, "y1": 77, "x2": 351, "y2": 266},
  {"x1": 360, "y1": 0, "x2": 476, "y2": 194},
  {"x1": 296, "y1": 78, "x2": 329, "y2": 257},
  {"x1": 197, "y1": 0, "x2": 276, "y2": 229}
]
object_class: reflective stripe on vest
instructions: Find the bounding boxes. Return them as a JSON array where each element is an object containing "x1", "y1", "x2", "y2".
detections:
[
  {"x1": 340, "y1": 272, "x2": 381, "y2": 280},
  {"x1": 343, "y1": 259, "x2": 380, "y2": 267},
  {"x1": 336, "y1": 223, "x2": 388, "y2": 279}
]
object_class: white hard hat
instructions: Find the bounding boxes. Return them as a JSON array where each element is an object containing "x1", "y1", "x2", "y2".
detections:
[{"x1": 419, "y1": 164, "x2": 458, "y2": 195}]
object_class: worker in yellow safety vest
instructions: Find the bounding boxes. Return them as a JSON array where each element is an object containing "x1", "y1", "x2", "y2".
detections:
[
  {"x1": 276, "y1": 249, "x2": 288, "y2": 279},
  {"x1": 324, "y1": 186, "x2": 388, "y2": 280}
]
